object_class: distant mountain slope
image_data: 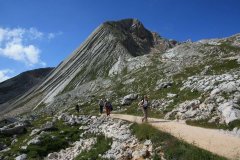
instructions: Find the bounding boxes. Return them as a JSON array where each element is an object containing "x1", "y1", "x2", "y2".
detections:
[{"x1": 0, "y1": 68, "x2": 53, "y2": 112}]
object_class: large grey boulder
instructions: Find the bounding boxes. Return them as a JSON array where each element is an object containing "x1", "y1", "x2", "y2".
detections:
[
  {"x1": 27, "y1": 136, "x2": 41, "y2": 145},
  {"x1": 15, "y1": 154, "x2": 27, "y2": 160},
  {"x1": 121, "y1": 94, "x2": 138, "y2": 105},
  {"x1": 210, "y1": 88, "x2": 221, "y2": 97},
  {"x1": 218, "y1": 101, "x2": 240, "y2": 124},
  {"x1": 155, "y1": 81, "x2": 173, "y2": 91},
  {"x1": 40, "y1": 121, "x2": 56, "y2": 131},
  {"x1": 58, "y1": 113, "x2": 71, "y2": 122},
  {"x1": 0, "y1": 122, "x2": 27, "y2": 136},
  {"x1": 30, "y1": 129, "x2": 41, "y2": 136},
  {"x1": 219, "y1": 81, "x2": 237, "y2": 93}
]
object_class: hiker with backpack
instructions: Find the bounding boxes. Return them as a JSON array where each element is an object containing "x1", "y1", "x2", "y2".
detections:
[
  {"x1": 104, "y1": 99, "x2": 112, "y2": 116},
  {"x1": 98, "y1": 98, "x2": 104, "y2": 114},
  {"x1": 75, "y1": 104, "x2": 80, "y2": 113},
  {"x1": 138, "y1": 95, "x2": 149, "y2": 122}
]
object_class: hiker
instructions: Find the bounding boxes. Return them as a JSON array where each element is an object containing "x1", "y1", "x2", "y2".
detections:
[
  {"x1": 104, "y1": 99, "x2": 112, "y2": 116},
  {"x1": 98, "y1": 98, "x2": 104, "y2": 114},
  {"x1": 138, "y1": 95, "x2": 149, "y2": 122},
  {"x1": 75, "y1": 104, "x2": 80, "y2": 113}
]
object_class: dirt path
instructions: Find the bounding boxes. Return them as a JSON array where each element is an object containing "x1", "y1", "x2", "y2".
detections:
[{"x1": 111, "y1": 114, "x2": 240, "y2": 160}]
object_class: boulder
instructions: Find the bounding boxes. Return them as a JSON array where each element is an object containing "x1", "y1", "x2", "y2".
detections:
[
  {"x1": 58, "y1": 113, "x2": 71, "y2": 122},
  {"x1": 151, "y1": 100, "x2": 162, "y2": 109},
  {"x1": 121, "y1": 94, "x2": 138, "y2": 105},
  {"x1": 155, "y1": 81, "x2": 173, "y2": 91},
  {"x1": 219, "y1": 81, "x2": 237, "y2": 93},
  {"x1": 15, "y1": 154, "x2": 27, "y2": 160},
  {"x1": 27, "y1": 136, "x2": 41, "y2": 145},
  {"x1": 0, "y1": 123, "x2": 27, "y2": 136},
  {"x1": 210, "y1": 88, "x2": 221, "y2": 97},
  {"x1": 21, "y1": 146, "x2": 27, "y2": 150},
  {"x1": 11, "y1": 139, "x2": 18, "y2": 145},
  {"x1": 144, "y1": 140, "x2": 152, "y2": 146},
  {"x1": 67, "y1": 117, "x2": 76, "y2": 126},
  {"x1": 40, "y1": 121, "x2": 56, "y2": 131},
  {"x1": 164, "y1": 100, "x2": 205, "y2": 120},
  {"x1": 167, "y1": 93, "x2": 177, "y2": 98},
  {"x1": 47, "y1": 153, "x2": 58, "y2": 159},
  {"x1": 30, "y1": 129, "x2": 41, "y2": 136},
  {"x1": 218, "y1": 101, "x2": 240, "y2": 124}
]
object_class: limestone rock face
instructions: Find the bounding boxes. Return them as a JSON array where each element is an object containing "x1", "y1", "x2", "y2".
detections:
[
  {"x1": 0, "y1": 121, "x2": 28, "y2": 136},
  {"x1": 15, "y1": 154, "x2": 27, "y2": 160},
  {"x1": 218, "y1": 101, "x2": 240, "y2": 124},
  {"x1": 0, "y1": 19, "x2": 177, "y2": 118}
]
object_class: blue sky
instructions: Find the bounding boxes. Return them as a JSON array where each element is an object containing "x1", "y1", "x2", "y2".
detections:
[{"x1": 0, "y1": 0, "x2": 240, "y2": 82}]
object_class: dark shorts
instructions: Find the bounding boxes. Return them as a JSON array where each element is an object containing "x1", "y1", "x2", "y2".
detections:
[{"x1": 99, "y1": 105, "x2": 103, "y2": 113}]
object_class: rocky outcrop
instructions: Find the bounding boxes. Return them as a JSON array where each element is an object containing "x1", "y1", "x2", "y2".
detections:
[
  {"x1": 165, "y1": 100, "x2": 203, "y2": 120},
  {"x1": 151, "y1": 99, "x2": 173, "y2": 110},
  {"x1": 155, "y1": 80, "x2": 173, "y2": 91},
  {"x1": 218, "y1": 101, "x2": 240, "y2": 124},
  {"x1": 0, "y1": 121, "x2": 29, "y2": 136},
  {"x1": 50, "y1": 114, "x2": 153, "y2": 159},
  {"x1": 15, "y1": 154, "x2": 27, "y2": 160},
  {"x1": 181, "y1": 72, "x2": 240, "y2": 123},
  {"x1": 40, "y1": 121, "x2": 56, "y2": 131},
  {"x1": 121, "y1": 93, "x2": 138, "y2": 105},
  {"x1": 46, "y1": 138, "x2": 96, "y2": 160}
]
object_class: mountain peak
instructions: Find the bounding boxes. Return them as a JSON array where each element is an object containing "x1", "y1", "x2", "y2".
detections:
[
  {"x1": 101, "y1": 18, "x2": 177, "y2": 56},
  {"x1": 104, "y1": 18, "x2": 143, "y2": 30},
  {"x1": 103, "y1": 18, "x2": 150, "y2": 40}
]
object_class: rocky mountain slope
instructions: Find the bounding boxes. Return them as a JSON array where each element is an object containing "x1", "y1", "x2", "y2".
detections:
[
  {"x1": 1, "y1": 18, "x2": 240, "y2": 160},
  {"x1": 0, "y1": 68, "x2": 53, "y2": 115},
  {"x1": 1, "y1": 18, "x2": 240, "y2": 128},
  {"x1": 0, "y1": 18, "x2": 177, "y2": 119}
]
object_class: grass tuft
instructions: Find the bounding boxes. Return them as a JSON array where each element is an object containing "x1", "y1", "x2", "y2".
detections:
[{"x1": 186, "y1": 119, "x2": 240, "y2": 130}]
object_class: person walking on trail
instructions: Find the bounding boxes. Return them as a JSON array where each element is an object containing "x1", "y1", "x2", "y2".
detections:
[
  {"x1": 104, "y1": 99, "x2": 112, "y2": 116},
  {"x1": 75, "y1": 104, "x2": 80, "y2": 113},
  {"x1": 98, "y1": 98, "x2": 104, "y2": 114},
  {"x1": 138, "y1": 95, "x2": 149, "y2": 122}
]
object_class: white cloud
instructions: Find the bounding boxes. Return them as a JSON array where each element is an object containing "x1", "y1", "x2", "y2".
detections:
[
  {"x1": 0, "y1": 69, "x2": 13, "y2": 82},
  {"x1": 28, "y1": 28, "x2": 43, "y2": 40},
  {"x1": 47, "y1": 31, "x2": 62, "y2": 40},
  {"x1": 0, "y1": 27, "x2": 61, "y2": 66},
  {"x1": 48, "y1": 33, "x2": 55, "y2": 40},
  {"x1": 0, "y1": 38, "x2": 41, "y2": 66}
]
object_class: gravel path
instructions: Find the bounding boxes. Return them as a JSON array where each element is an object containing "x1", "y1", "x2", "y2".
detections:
[{"x1": 111, "y1": 114, "x2": 240, "y2": 160}]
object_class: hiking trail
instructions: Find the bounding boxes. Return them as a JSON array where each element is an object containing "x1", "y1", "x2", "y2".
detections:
[{"x1": 111, "y1": 114, "x2": 240, "y2": 160}]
